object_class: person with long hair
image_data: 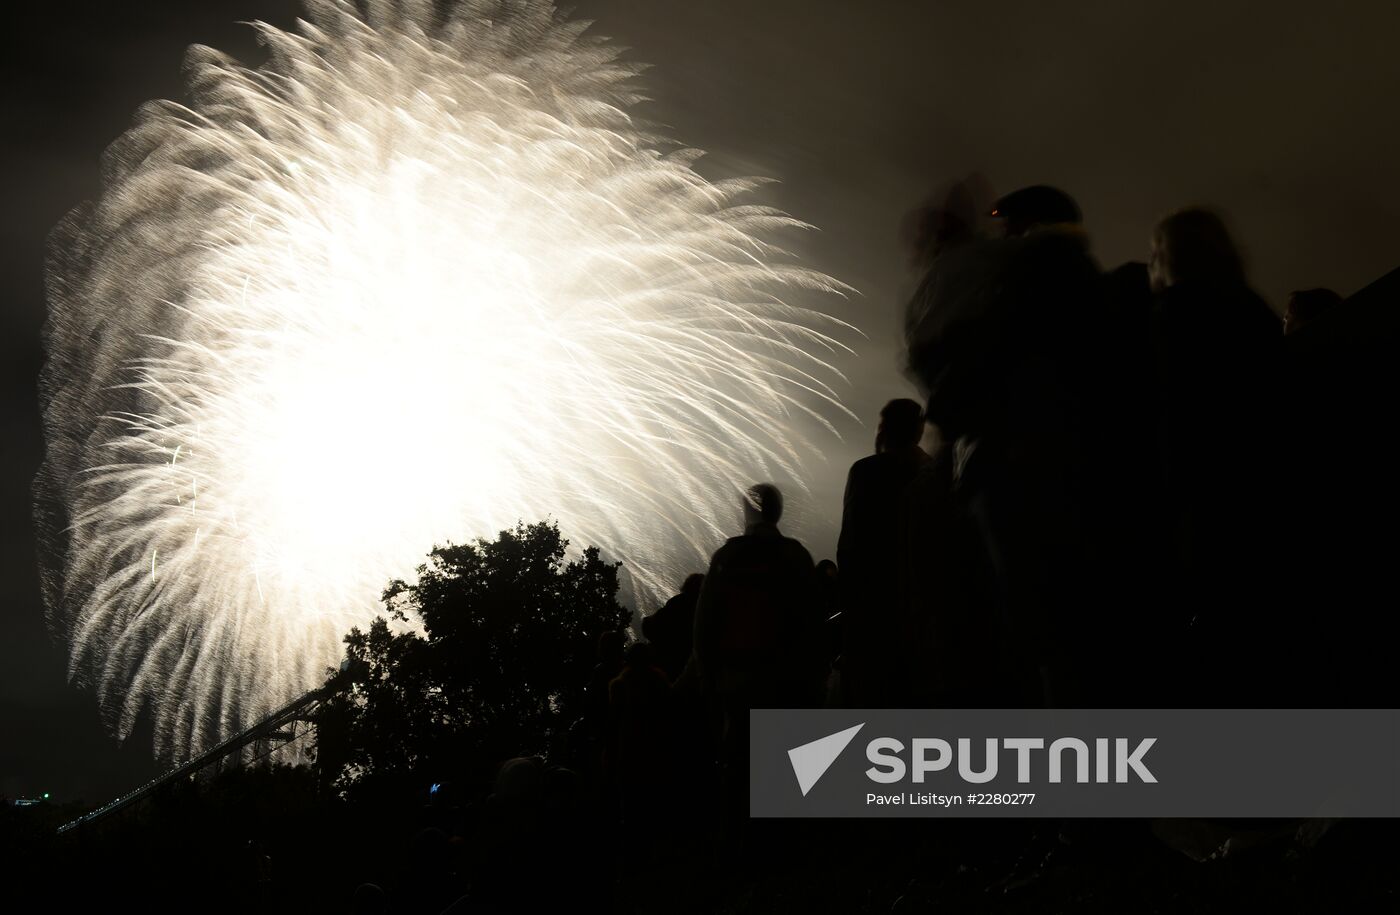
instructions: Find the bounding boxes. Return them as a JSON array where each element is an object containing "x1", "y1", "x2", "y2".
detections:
[{"x1": 1150, "y1": 207, "x2": 1282, "y2": 703}]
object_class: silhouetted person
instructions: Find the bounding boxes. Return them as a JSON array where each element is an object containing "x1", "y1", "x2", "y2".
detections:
[
  {"x1": 583, "y1": 630, "x2": 625, "y2": 776},
  {"x1": 900, "y1": 175, "x2": 993, "y2": 271},
  {"x1": 904, "y1": 178, "x2": 1006, "y2": 441},
  {"x1": 465, "y1": 757, "x2": 553, "y2": 910},
  {"x1": 1150, "y1": 207, "x2": 1282, "y2": 701},
  {"x1": 1278, "y1": 270, "x2": 1400, "y2": 706},
  {"x1": 837, "y1": 398, "x2": 930, "y2": 705},
  {"x1": 641, "y1": 573, "x2": 703, "y2": 682},
  {"x1": 693, "y1": 484, "x2": 823, "y2": 802},
  {"x1": 909, "y1": 184, "x2": 1110, "y2": 705},
  {"x1": 608, "y1": 641, "x2": 673, "y2": 827},
  {"x1": 990, "y1": 187, "x2": 1114, "y2": 704},
  {"x1": 1284, "y1": 287, "x2": 1343, "y2": 335}
]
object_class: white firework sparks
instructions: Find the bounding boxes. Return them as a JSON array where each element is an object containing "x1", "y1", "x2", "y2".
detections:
[{"x1": 36, "y1": 0, "x2": 854, "y2": 758}]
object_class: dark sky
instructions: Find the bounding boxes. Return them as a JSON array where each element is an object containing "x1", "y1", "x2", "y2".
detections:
[{"x1": 2, "y1": 1, "x2": 1397, "y2": 801}]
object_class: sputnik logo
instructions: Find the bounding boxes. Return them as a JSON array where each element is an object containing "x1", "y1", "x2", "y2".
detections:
[{"x1": 788, "y1": 723, "x2": 865, "y2": 796}]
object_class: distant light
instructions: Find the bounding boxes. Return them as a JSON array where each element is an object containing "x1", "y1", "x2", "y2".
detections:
[{"x1": 43, "y1": 792, "x2": 50, "y2": 799}]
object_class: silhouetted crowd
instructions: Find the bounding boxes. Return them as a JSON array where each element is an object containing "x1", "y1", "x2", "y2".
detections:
[{"x1": 557, "y1": 181, "x2": 1398, "y2": 852}]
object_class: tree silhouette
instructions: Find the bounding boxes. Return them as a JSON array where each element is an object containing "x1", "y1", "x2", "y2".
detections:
[{"x1": 315, "y1": 521, "x2": 629, "y2": 799}]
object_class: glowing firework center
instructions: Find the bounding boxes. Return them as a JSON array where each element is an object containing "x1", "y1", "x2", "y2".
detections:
[{"x1": 37, "y1": 0, "x2": 851, "y2": 757}]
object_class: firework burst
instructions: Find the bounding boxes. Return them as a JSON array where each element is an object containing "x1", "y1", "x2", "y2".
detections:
[{"x1": 36, "y1": 0, "x2": 853, "y2": 758}]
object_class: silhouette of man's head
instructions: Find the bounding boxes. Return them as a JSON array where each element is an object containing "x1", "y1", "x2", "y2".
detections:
[
  {"x1": 743, "y1": 483, "x2": 783, "y2": 528},
  {"x1": 878, "y1": 398, "x2": 925, "y2": 451},
  {"x1": 493, "y1": 757, "x2": 544, "y2": 805},
  {"x1": 1149, "y1": 207, "x2": 1245, "y2": 292},
  {"x1": 624, "y1": 640, "x2": 657, "y2": 669},
  {"x1": 1284, "y1": 287, "x2": 1342, "y2": 335},
  {"x1": 351, "y1": 883, "x2": 388, "y2": 915},
  {"x1": 681, "y1": 572, "x2": 705, "y2": 596},
  {"x1": 990, "y1": 185, "x2": 1082, "y2": 238}
]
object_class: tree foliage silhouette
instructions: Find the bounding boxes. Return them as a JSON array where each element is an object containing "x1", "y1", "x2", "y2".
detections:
[{"x1": 315, "y1": 521, "x2": 629, "y2": 798}]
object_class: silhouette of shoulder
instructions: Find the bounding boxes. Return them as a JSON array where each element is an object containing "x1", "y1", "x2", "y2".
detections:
[{"x1": 710, "y1": 529, "x2": 813, "y2": 569}]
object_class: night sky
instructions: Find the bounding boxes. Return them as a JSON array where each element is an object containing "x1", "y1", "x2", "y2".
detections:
[{"x1": 2, "y1": 1, "x2": 1397, "y2": 802}]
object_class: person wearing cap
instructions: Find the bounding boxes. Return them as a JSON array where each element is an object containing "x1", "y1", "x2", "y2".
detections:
[
  {"x1": 956, "y1": 185, "x2": 1112, "y2": 706},
  {"x1": 988, "y1": 184, "x2": 1083, "y2": 238},
  {"x1": 1283, "y1": 287, "x2": 1343, "y2": 335},
  {"x1": 995, "y1": 188, "x2": 1171, "y2": 704}
]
